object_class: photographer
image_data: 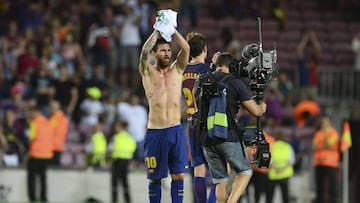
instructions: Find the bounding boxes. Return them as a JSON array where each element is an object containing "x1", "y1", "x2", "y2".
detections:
[{"x1": 196, "y1": 52, "x2": 266, "y2": 203}]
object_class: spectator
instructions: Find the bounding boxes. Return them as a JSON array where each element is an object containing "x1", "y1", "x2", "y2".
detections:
[
  {"x1": 27, "y1": 106, "x2": 54, "y2": 202},
  {"x1": 80, "y1": 87, "x2": 104, "y2": 127},
  {"x1": 1, "y1": 28, "x2": 19, "y2": 84},
  {"x1": 179, "y1": 0, "x2": 201, "y2": 27},
  {"x1": 0, "y1": 127, "x2": 8, "y2": 167},
  {"x1": 60, "y1": 32, "x2": 86, "y2": 75},
  {"x1": 117, "y1": 91, "x2": 148, "y2": 167},
  {"x1": 277, "y1": 71, "x2": 293, "y2": 107},
  {"x1": 17, "y1": 42, "x2": 40, "y2": 81},
  {"x1": 85, "y1": 63, "x2": 108, "y2": 90},
  {"x1": 114, "y1": 2, "x2": 142, "y2": 88},
  {"x1": 39, "y1": 43, "x2": 62, "y2": 79},
  {"x1": 351, "y1": 31, "x2": 360, "y2": 72},
  {"x1": 53, "y1": 64, "x2": 79, "y2": 118},
  {"x1": 264, "y1": 80, "x2": 284, "y2": 127},
  {"x1": 29, "y1": 65, "x2": 55, "y2": 117},
  {"x1": 296, "y1": 30, "x2": 322, "y2": 101},
  {"x1": 269, "y1": 0, "x2": 286, "y2": 30},
  {"x1": 103, "y1": 94, "x2": 118, "y2": 126},
  {"x1": 71, "y1": 72, "x2": 88, "y2": 126},
  {"x1": 1, "y1": 109, "x2": 25, "y2": 167},
  {"x1": 2, "y1": 85, "x2": 30, "y2": 151},
  {"x1": 351, "y1": 31, "x2": 360, "y2": 92},
  {"x1": 86, "y1": 8, "x2": 112, "y2": 70},
  {"x1": 22, "y1": 1, "x2": 44, "y2": 31},
  {"x1": 137, "y1": 0, "x2": 157, "y2": 43},
  {"x1": 3, "y1": 20, "x2": 21, "y2": 52},
  {"x1": 219, "y1": 27, "x2": 242, "y2": 60}
]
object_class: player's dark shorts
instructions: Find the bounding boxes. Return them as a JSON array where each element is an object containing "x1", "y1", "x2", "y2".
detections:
[
  {"x1": 144, "y1": 124, "x2": 189, "y2": 180},
  {"x1": 188, "y1": 130, "x2": 208, "y2": 167},
  {"x1": 204, "y1": 142, "x2": 252, "y2": 184}
]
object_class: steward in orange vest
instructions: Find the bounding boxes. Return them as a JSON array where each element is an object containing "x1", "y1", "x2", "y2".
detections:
[
  {"x1": 312, "y1": 114, "x2": 340, "y2": 203},
  {"x1": 27, "y1": 106, "x2": 55, "y2": 202},
  {"x1": 50, "y1": 100, "x2": 69, "y2": 166}
]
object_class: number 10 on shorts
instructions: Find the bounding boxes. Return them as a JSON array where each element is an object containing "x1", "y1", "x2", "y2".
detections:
[{"x1": 145, "y1": 156, "x2": 157, "y2": 169}]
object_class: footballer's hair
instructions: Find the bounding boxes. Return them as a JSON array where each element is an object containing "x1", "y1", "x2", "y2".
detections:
[{"x1": 186, "y1": 32, "x2": 207, "y2": 58}]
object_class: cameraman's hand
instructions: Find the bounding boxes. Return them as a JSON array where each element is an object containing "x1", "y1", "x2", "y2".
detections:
[
  {"x1": 211, "y1": 51, "x2": 221, "y2": 64},
  {"x1": 260, "y1": 101, "x2": 267, "y2": 115},
  {"x1": 242, "y1": 100, "x2": 266, "y2": 117}
]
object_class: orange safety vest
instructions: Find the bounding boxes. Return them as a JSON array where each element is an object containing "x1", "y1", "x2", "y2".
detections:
[
  {"x1": 251, "y1": 132, "x2": 275, "y2": 173},
  {"x1": 50, "y1": 111, "x2": 69, "y2": 151},
  {"x1": 312, "y1": 128, "x2": 339, "y2": 168},
  {"x1": 29, "y1": 116, "x2": 55, "y2": 159}
]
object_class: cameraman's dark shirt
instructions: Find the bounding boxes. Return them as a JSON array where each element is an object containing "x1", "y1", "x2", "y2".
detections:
[{"x1": 205, "y1": 71, "x2": 252, "y2": 146}]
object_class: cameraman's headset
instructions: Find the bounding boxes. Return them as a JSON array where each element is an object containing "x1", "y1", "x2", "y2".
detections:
[
  {"x1": 229, "y1": 59, "x2": 238, "y2": 74},
  {"x1": 214, "y1": 53, "x2": 239, "y2": 75}
]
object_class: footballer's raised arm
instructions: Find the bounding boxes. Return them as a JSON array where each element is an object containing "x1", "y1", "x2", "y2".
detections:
[
  {"x1": 173, "y1": 29, "x2": 190, "y2": 72},
  {"x1": 139, "y1": 30, "x2": 159, "y2": 76}
]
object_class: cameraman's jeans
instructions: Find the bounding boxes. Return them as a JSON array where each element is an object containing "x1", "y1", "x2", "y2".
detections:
[{"x1": 204, "y1": 142, "x2": 252, "y2": 184}]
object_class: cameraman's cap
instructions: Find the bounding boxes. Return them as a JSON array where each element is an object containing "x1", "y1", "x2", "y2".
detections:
[{"x1": 86, "y1": 87, "x2": 101, "y2": 100}]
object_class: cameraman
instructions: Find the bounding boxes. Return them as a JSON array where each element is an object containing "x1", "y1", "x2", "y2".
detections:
[{"x1": 197, "y1": 52, "x2": 267, "y2": 203}]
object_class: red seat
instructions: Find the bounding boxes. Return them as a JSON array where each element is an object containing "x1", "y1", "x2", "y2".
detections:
[
  {"x1": 262, "y1": 30, "x2": 280, "y2": 42},
  {"x1": 324, "y1": 12, "x2": 343, "y2": 21},
  {"x1": 285, "y1": 10, "x2": 302, "y2": 21},
  {"x1": 278, "y1": 31, "x2": 302, "y2": 43},
  {"x1": 198, "y1": 17, "x2": 217, "y2": 29},
  {"x1": 334, "y1": 53, "x2": 355, "y2": 66},
  {"x1": 284, "y1": 20, "x2": 303, "y2": 31},
  {"x1": 315, "y1": 31, "x2": 330, "y2": 44},
  {"x1": 320, "y1": 52, "x2": 335, "y2": 66},
  {"x1": 330, "y1": 32, "x2": 351, "y2": 43},
  {"x1": 239, "y1": 19, "x2": 257, "y2": 30},
  {"x1": 349, "y1": 22, "x2": 360, "y2": 35},
  {"x1": 304, "y1": 21, "x2": 326, "y2": 32},
  {"x1": 262, "y1": 19, "x2": 280, "y2": 31},
  {"x1": 326, "y1": 21, "x2": 348, "y2": 31},
  {"x1": 303, "y1": 11, "x2": 323, "y2": 22}
]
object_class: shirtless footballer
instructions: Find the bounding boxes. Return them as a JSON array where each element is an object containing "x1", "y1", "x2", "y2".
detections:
[{"x1": 139, "y1": 28, "x2": 190, "y2": 203}]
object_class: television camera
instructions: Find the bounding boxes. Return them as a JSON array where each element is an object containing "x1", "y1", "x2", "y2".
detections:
[{"x1": 240, "y1": 17, "x2": 277, "y2": 168}]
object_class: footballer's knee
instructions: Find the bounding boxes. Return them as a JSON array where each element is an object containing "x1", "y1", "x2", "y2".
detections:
[{"x1": 171, "y1": 173, "x2": 185, "y2": 181}]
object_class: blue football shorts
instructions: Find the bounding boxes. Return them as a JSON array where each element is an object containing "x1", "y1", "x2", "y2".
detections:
[{"x1": 144, "y1": 124, "x2": 189, "y2": 180}]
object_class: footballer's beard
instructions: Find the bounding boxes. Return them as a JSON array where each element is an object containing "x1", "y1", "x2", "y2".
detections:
[{"x1": 158, "y1": 58, "x2": 171, "y2": 69}]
